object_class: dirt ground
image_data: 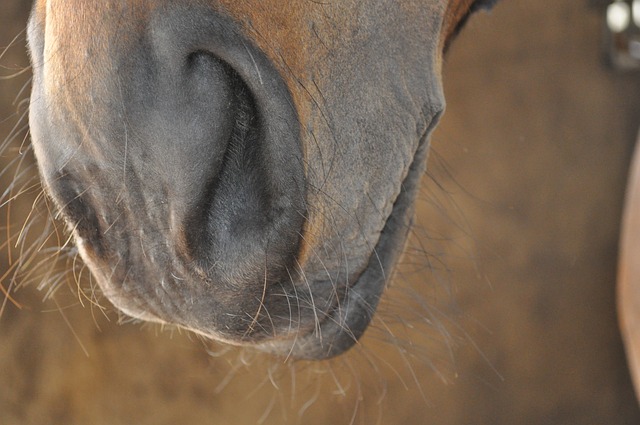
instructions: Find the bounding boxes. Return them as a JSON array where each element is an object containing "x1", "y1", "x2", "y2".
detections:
[{"x1": 2, "y1": 1, "x2": 640, "y2": 424}]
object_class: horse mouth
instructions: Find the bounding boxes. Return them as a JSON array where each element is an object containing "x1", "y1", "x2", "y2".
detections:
[{"x1": 256, "y1": 124, "x2": 434, "y2": 360}]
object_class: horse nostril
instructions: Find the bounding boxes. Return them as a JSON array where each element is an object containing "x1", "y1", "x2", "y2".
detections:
[
  {"x1": 178, "y1": 54, "x2": 304, "y2": 290},
  {"x1": 48, "y1": 172, "x2": 108, "y2": 259},
  {"x1": 146, "y1": 9, "x2": 308, "y2": 293}
]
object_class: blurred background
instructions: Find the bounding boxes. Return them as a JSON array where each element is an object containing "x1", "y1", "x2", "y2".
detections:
[{"x1": 2, "y1": 1, "x2": 640, "y2": 424}]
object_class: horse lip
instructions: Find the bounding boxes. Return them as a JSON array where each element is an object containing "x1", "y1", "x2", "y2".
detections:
[{"x1": 256, "y1": 119, "x2": 437, "y2": 360}]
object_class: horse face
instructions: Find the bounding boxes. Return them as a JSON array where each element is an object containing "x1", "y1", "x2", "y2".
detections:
[{"x1": 27, "y1": 0, "x2": 492, "y2": 359}]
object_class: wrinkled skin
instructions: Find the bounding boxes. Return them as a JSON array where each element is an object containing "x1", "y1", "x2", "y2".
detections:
[{"x1": 27, "y1": 0, "x2": 494, "y2": 359}]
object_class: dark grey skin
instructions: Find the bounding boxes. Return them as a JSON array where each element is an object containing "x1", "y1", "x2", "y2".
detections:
[{"x1": 26, "y1": 0, "x2": 493, "y2": 359}]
